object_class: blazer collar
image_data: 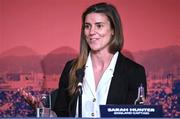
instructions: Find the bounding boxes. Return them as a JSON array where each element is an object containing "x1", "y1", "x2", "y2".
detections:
[{"x1": 106, "y1": 52, "x2": 127, "y2": 104}]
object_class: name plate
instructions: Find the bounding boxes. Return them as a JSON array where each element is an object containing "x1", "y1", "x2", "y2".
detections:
[{"x1": 100, "y1": 105, "x2": 163, "y2": 118}]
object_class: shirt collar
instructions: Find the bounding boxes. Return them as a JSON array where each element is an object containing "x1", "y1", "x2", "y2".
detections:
[{"x1": 85, "y1": 51, "x2": 119, "y2": 70}]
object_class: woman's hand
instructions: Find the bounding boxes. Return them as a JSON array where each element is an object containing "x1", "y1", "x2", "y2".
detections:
[{"x1": 18, "y1": 88, "x2": 41, "y2": 109}]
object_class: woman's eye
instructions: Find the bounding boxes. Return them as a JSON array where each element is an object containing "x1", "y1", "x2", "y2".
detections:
[
  {"x1": 97, "y1": 24, "x2": 103, "y2": 29},
  {"x1": 85, "y1": 24, "x2": 90, "y2": 29}
]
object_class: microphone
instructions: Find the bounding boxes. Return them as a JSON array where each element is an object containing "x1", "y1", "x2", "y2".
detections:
[
  {"x1": 75, "y1": 68, "x2": 85, "y2": 118},
  {"x1": 76, "y1": 68, "x2": 85, "y2": 95}
]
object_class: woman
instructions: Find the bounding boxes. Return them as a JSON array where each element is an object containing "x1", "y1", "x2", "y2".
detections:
[{"x1": 53, "y1": 2, "x2": 147, "y2": 118}]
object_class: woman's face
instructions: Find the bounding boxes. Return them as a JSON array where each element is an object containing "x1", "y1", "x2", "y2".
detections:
[{"x1": 84, "y1": 13, "x2": 114, "y2": 52}]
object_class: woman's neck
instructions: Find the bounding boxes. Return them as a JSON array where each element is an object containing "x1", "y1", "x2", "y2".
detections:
[{"x1": 91, "y1": 51, "x2": 114, "y2": 70}]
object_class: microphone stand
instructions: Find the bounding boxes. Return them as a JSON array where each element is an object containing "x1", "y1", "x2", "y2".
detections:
[{"x1": 78, "y1": 85, "x2": 82, "y2": 118}]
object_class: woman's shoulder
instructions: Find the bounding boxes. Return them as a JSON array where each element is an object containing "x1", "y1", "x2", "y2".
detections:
[
  {"x1": 119, "y1": 52, "x2": 145, "y2": 70},
  {"x1": 64, "y1": 59, "x2": 76, "y2": 69},
  {"x1": 65, "y1": 59, "x2": 75, "y2": 65}
]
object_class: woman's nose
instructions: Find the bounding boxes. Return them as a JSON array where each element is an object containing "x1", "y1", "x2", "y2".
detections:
[{"x1": 89, "y1": 27, "x2": 96, "y2": 35}]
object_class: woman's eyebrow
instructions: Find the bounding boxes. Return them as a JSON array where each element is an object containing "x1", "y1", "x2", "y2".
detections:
[{"x1": 95, "y1": 22, "x2": 104, "y2": 25}]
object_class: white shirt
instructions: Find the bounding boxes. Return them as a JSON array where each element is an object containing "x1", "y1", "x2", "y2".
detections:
[{"x1": 76, "y1": 52, "x2": 119, "y2": 118}]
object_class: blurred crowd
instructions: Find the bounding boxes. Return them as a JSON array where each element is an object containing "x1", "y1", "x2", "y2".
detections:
[{"x1": 148, "y1": 90, "x2": 180, "y2": 117}]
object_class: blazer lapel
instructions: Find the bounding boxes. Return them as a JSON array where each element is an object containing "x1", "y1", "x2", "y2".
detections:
[{"x1": 106, "y1": 53, "x2": 129, "y2": 104}]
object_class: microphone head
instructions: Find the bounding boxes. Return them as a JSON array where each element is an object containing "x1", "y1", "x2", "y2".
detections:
[{"x1": 76, "y1": 68, "x2": 85, "y2": 83}]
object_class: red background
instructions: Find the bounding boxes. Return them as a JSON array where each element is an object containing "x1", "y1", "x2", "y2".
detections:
[{"x1": 0, "y1": 0, "x2": 179, "y2": 55}]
